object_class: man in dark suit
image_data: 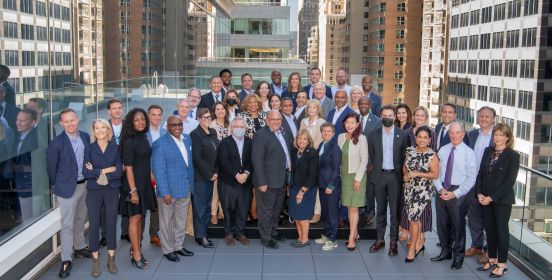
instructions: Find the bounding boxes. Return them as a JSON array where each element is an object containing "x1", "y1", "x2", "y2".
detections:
[
  {"x1": 217, "y1": 117, "x2": 253, "y2": 246},
  {"x1": 367, "y1": 105, "x2": 408, "y2": 256},
  {"x1": 466, "y1": 106, "x2": 495, "y2": 261},
  {"x1": 28, "y1": 97, "x2": 55, "y2": 145},
  {"x1": 198, "y1": 75, "x2": 225, "y2": 111},
  {"x1": 358, "y1": 96, "x2": 381, "y2": 225},
  {"x1": 13, "y1": 109, "x2": 38, "y2": 222},
  {"x1": 432, "y1": 103, "x2": 457, "y2": 151},
  {"x1": 252, "y1": 110, "x2": 292, "y2": 249},
  {"x1": 280, "y1": 97, "x2": 299, "y2": 139},
  {"x1": 46, "y1": 109, "x2": 91, "y2": 278},
  {"x1": 0, "y1": 84, "x2": 20, "y2": 133},
  {"x1": 219, "y1": 68, "x2": 232, "y2": 93},
  {"x1": 239, "y1": 73, "x2": 254, "y2": 102},
  {"x1": 313, "y1": 82, "x2": 334, "y2": 119},
  {"x1": 0, "y1": 65, "x2": 15, "y2": 106},
  {"x1": 326, "y1": 90, "x2": 353, "y2": 138},
  {"x1": 431, "y1": 123, "x2": 477, "y2": 270},
  {"x1": 303, "y1": 67, "x2": 332, "y2": 99},
  {"x1": 270, "y1": 70, "x2": 287, "y2": 96},
  {"x1": 361, "y1": 75, "x2": 382, "y2": 116}
]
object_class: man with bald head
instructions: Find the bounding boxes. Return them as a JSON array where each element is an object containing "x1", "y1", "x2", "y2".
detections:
[
  {"x1": 361, "y1": 75, "x2": 381, "y2": 116},
  {"x1": 331, "y1": 69, "x2": 352, "y2": 97},
  {"x1": 326, "y1": 89, "x2": 353, "y2": 137},
  {"x1": 432, "y1": 122, "x2": 477, "y2": 270},
  {"x1": 314, "y1": 82, "x2": 335, "y2": 119},
  {"x1": 270, "y1": 70, "x2": 287, "y2": 96},
  {"x1": 252, "y1": 110, "x2": 292, "y2": 249},
  {"x1": 171, "y1": 99, "x2": 198, "y2": 134}
]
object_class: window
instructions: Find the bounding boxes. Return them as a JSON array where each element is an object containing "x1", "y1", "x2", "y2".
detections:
[
  {"x1": 459, "y1": 36, "x2": 468, "y2": 50},
  {"x1": 507, "y1": 0, "x2": 522, "y2": 18},
  {"x1": 491, "y1": 60, "x2": 503, "y2": 76},
  {"x1": 489, "y1": 87, "x2": 501, "y2": 103},
  {"x1": 520, "y1": 60, "x2": 535, "y2": 78},
  {"x1": 378, "y1": 57, "x2": 384, "y2": 65},
  {"x1": 37, "y1": 51, "x2": 48, "y2": 65},
  {"x1": 3, "y1": 22, "x2": 18, "y2": 38},
  {"x1": 394, "y1": 71, "x2": 403, "y2": 79},
  {"x1": 522, "y1": 28, "x2": 537, "y2": 47},
  {"x1": 62, "y1": 6, "x2": 70, "y2": 21},
  {"x1": 457, "y1": 60, "x2": 467, "y2": 73},
  {"x1": 469, "y1": 35, "x2": 479, "y2": 50},
  {"x1": 397, "y1": 16, "x2": 405, "y2": 25},
  {"x1": 492, "y1": 32, "x2": 504, "y2": 48},
  {"x1": 36, "y1": 26, "x2": 47, "y2": 41},
  {"x1": 477, "y1": 85, "x2": 488, "y2": 101},
  {"x1": 541, "y1": 125, "x2": 552, "y2": 143},
  {"x1": 451, "y1": 15, "x2": 459, "y2": 29},
  {"x1": 470, "y1": 10, "x2": 480, "y2": 25},
  {"x1": 479, "y1": 60, "x2": 490, "y2": 75},
  {"x1": 376, "y1": 70, "x2": 384, "y2": 78},
  {"x1": 63, "y1": 52, "x2": 71, "y2": 66},
  {"x1": 480, "y1": 33, "x2": 491, "y2": 49},
  {"x1": 450, "y1": 37, "x2": 458, "y2": 50},
  {"x1": 502, "y1": 88, "x2": 516, "y2": 106},
  {"x1": 468, "y1": 60, "x2": 478, "y2": 74},
  {"x1": 21, "y1": 24, "x2": 34, "y2": 40},
  {"x1": 395, "y1": 44, "x2": 404, "y2": 52},
  {"x1": 494, "y1": 3, "x2": 506, "y2": 21},
  {"x1": 518, "y1": 90, "x2": 533, "y2": 109},
  {"x1": 36, "y1": 1, "x2": 46, "y2": 16},
  {"x1": 363, "y1": 35, "x2": 368, "y2": 41},
  {"x1": 516, "y1": 121, "x2": 531, "y2": 141},
  {"x1": 395, "y1": 57, "x2": 404, "y2": 65},
  {"x1": 20, "y1": 0, "x2": 33, "y2": 14},
  {"x1": 397, "y1": 2, "x2": 406, "y2": 11},
  {"x1": 481, "y1": 7, "x2": 492, "y2": 23},
  {"x1": 22, "y1": 51, "x2": 35, "y2": 66},
  {"x1": 4, "y1": 50, "x2": 19, "y2": 66},
  {"x1": 378, "y1": 3, "x2": 386, "y2": 12},
  {"x1": 22, "y1": 77, "x2": 35, "y2": 92},
  {"x1": 449, "y1": 60, "x2": 458, "y2": 73},
  {"x1": 396, "y1": 30, "x2": 405, "y2": 38},
  {"x1": 504, "y1": 60, "x2": 518, "y2": 77},
  {"x1": 377, "y1": 30, "x2": 385, "y2": 39},
  {"x1": 524, "y1": 0, "x2": 538, "y2": 16},
  {"x1": 394, "y1": 84, "x2": 403, "y2": 92},
  {"x1": 506, "y1": 30, "x2": 520, "y2": 48},
  {"x1": 460, "y1": 12, "x2": 469, "y2": 27},
  {"x1": 3, "y1": 0, "x2": 17, "y2": 10}
]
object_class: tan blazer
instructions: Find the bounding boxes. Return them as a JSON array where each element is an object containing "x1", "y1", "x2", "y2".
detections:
[
  {"x1": 300, "y1": 117, "x2": 325, "y2": 149},
  {"x1": 338, "y1": 133, "x2": 369, "y2": 182}
]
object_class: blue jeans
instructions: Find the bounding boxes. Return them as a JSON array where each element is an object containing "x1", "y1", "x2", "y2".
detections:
[{"x1": 192, "y1": 179, "x2": 214, "y2": 238}]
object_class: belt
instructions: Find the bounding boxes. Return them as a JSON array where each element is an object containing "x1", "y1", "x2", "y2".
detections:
[
  {"x1": 77, "y1": 179, "x2": 86, "y2": 184},
  {"x1": 381, "y1": 169, "x2": 394, "y2": 173},
  {"x1": 442, "y1": 182, "x2": 459, "y2": 190}
]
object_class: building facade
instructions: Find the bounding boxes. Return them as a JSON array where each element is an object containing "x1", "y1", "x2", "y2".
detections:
[
  {"x1": 306, "y1": 25, "x2": 319, "y2": 67},
  {"x1": 317, "y1": 0, "x2": 345, "y2": 85},
  {"x1": 73, "y1": 0, "x2": 103, "y2": 86},
  {"x1": 297, "y1": 0, "x2": 319, "y2": 61}
]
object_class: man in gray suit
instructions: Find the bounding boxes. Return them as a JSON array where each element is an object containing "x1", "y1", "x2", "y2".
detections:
[
  {"x1": 358, "y1": 96, "x2": 381, "y2": 225},
  {"x1": 367, "y1": 105, "x2": 408, "y2": 256},
  {"x1": 314, "y1": 82, "x2": 334, "y2": 119},
  {"x1": 252, "y1": 110, "x2": 292, "y2": 249}
]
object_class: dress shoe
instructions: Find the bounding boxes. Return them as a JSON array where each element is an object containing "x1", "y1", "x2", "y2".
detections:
[
  {"x1": 120, "y1": 234, "x2": 131, "y2": 242},
  {"x1": 174, "y1": 248, "x2": 194, "y2": 257},
  {"x1": 490, "y1": 266, "x2": 508, "y2": 278},
  {"x1": 451, "y1": 259, "x2": 463, "y2": 270},
  {"x1": 465, "y1": 247, "x2": 483, "y2": 256},
  {"x1": 74, "y1": 247, "x2": 92, "y2": 258},
  {"x1": 431, "y1": 253, "x2": 452, "y2": 261},
  {"x1": 477, "y1": 262, "x2": 497, "y2": 272},
  {"x1": 130, "y1": 257, "x2": 148, "y2": 269},
  {"x1": 369, "y1": 240, "x2": 385, "y2": 252},
  {"x1": 224, "y1": 234, "x2": 235, "y2": 246},
  {"x1": 150, "y1": 236, "x2": 161, "y2": 247},
  {"x1": 196, "y1": 237, "x2": 215, "y2": 248},
  {"x1": 272, "y1": 233, "x2": 287, "y2": 242},
  {"x1": 364, "y1": 215, "x2": 373, "y2": 226},
  {"x1": 388, "y1": 241, "x2": 398, "y2": 256},
  {"x1": 236, "y1": 235, "x2": 250, "y2": 245},
  {"x1": 164, "y1": 252, "x2": 180, "y2": 262},
  {"x1": 292, "y1": 240, "x2": 311, "y2": 248},
  {"x1": 58, "y1": 260, "x2": 72, "y2": 278},
  {"x1": 263, "y1": 239, "x2": 279, "y2": 249},
  {"x1": 99, "y1": 237, "x2": 107, "y2": 248}
]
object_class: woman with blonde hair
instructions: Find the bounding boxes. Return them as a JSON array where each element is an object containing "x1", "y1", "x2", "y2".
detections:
[{"x1": 348, "y1": 86, "x2": 363, "y2": 114}]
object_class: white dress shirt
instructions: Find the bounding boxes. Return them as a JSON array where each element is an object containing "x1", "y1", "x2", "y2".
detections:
[
  {"x1": 382, "y1": 127, "x2": 395, "y2": 170},
  {"x1": 434, "y1": 142, "x2": 477, "y2": 198},
  {"x1": 331, "y1": 84, "x2": 352, "y2": 97},
  {"x1": 149, "y1": 126, "x2": 162, "y2": 143},
  {"x1": 331, "y1": 105, "x2": 346, "y2": 125},
  {"x1": 283, "y1": 114, "x2": 298, "y2": 138},
  {"x1": 294, "y1": 105, "x2": 306, "y2": 119},
  {"x1": 170, "y1": 134, "x2": 188, "y2": 166},
  {"x1": 275, "y1": 130, "x2": 291, "y2": 170}
]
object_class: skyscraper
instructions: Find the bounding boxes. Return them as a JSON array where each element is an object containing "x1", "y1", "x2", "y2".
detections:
[
  {"x1": 73, "y1": 0, "x2": 103, "y2": 86},
  {"x1": 317, "y1": 0, "x2": 345, "y2": 84},
  {"x1": 297, "y1": 0, "x2": 319, "y2": 61}
]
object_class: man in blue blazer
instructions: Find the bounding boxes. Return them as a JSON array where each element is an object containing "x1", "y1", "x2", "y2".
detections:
[
  {"x1": 46, "y1": 109, "x2": 91, "y2": 278},
  {"x1": 152, "y1": 115, "x2": 195, "y2": 262},
  {"x1": 238, "y1": 73, "x2": 254, "y2": 102},
  {"x1": 303, "y1": 67, "x2": 332, "y2": 100},
  {"x1": 326, "y1": 90, "x2": 354, "y2": 139},
  {"x1": 361, "y1": 75, "x2": 382, "y2": 116}
]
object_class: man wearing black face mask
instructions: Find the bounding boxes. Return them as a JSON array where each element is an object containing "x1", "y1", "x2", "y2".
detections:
[{"x1": 367, "y1": 104, "x2": 408, "y2": 256}]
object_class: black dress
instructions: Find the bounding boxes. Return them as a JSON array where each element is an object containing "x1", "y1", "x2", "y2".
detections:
[
  {"x1": 120, "y1": 133, "x2": 157, "y2": 217},
  {"x1": 288, "y1": 148, "x2": 319, "y2": 220}
]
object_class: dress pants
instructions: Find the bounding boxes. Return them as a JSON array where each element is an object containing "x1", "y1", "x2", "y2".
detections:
[
  {"x1": 365, "y1": 178, "x2": 376, "y2": 219},
  {"x1": 58, "y1": 182, "x2": 88, "y2": 261},
  {"x1": 467, "y1": 188, "x2": 485, "y2": 248},
  {"x1": 211, "y1": 180, "x2": 223, "y2": 218},
  {"x1": 435, "y1": 190, "x2": 468, "y2": 261},
  {"x1": 319, "y1": 188, "x2": 340, "y2": 242},
  {"x1": 482, "y1": 203, "x2": 511, "y2": 263},
  {"x1": 158, "y1": 196, "x2": 190, "y2": 255},
  {"x1": 86, "y1": 187, "x2": 119, "y2": 252},
  {"x1": 218, "y1": 181, "x2": 251, "y2": 236},
  {"x1": 374, "y1": 172, "x2": 401, "y2": 241},
  {"x1": 192, "y1": 179, "x2": 214, "y2": 238},
  {"x1": 256, "y1": 187, "x2": 286, "y2": 243}
]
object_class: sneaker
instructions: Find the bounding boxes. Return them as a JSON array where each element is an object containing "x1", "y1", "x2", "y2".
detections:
[
  {"x1": 315, "y1": 234, "x2": 329, "y2": 244},
  {"x1": 322, "y1": 240, "x2": 338, "y2": 251}
]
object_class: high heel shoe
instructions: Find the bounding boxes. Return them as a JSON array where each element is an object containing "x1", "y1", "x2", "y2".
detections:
[
  {"x1": 489, "y1": 266, "x2": 507, "y2": 278},
  {"x1": 345, "y1": 234, "x2": 360, "y2": 250},
  {"x1": 130, "y1": 250, "x2": 149, "y2": 264},
  {"x1": 415, "y1": 246, "x2": 425, "y2": 257},
  {"x1": 404, "y1": 257, "x2": 414, "y2": 263},
  {"x1": 130, "y1": 257, "x2": 148, "y2": 269},
  {"x1": 477, "y1": 261, "x2": 497, "y2": 271}
]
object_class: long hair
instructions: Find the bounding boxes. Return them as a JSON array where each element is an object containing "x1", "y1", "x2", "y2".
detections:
[
  {"x1": 342, "y1": 112, "x2": 361, "y2": 145},
  {"x1": 212, "y1": 101, "x2": 229, "y2": 127},
  {"x1": 287, "y1": 72, "x2": 302, "y2": 92},
  {"x1": 493, "y1": 123, "x2": 514, "y2": 149},
  {"x1": 394, "y1": 103, "x2": 412, "y2": 128},
  {"x1": 120, "y1": 108, "x2": 149, "y2": 153}
]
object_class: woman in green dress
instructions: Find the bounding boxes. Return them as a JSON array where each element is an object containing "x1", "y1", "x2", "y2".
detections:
[{"x1": 338, "y1": 113, "x2": 369, "y2": 251}]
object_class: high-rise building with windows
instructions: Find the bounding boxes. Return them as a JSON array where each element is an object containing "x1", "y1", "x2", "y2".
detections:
[
  {"x1": 306, "y1": 25, "x2": 319, "y2": 67},
  {"x1": 298, "y1": 0, "x2": 319, "y2": 61},
  {"x1": 366, "y1": 0, "x2": 422, "y2": 108},
  {"x1": 1, "y1": 0, "x2": 74, "y2": 97},
  {"x1": 317, "y1": 0, "x2": 345, "y2": 84},
  {"x1": 73, "y1": 0, "x2": 103, "y2": 86}
]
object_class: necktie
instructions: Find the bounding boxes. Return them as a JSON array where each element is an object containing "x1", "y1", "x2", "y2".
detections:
[
  {"x1": 215, "y1": 94, "x2": 220, "y2": 102},
  {"x1": 319, "y1": 142, "x2": 325, "y2": 156},
  {"x1": 189, "y1": 110, "x2": 194, "y2": 119},
  {"x1": 443, "y1": 147, "x2": 456, "y2": 189},
  {"x1": 361, "y1": 116, "x2": 365, "y2": 131}
]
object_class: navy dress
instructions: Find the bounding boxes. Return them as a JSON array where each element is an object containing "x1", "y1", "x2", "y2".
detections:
[{"x1": 288, "y1": 148, "x2": 319, "y2": 220}]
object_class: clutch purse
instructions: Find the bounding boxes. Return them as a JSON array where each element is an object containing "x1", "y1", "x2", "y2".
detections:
[{"x1": 96, "y1": 173, "x2": 108, "y2": 186}]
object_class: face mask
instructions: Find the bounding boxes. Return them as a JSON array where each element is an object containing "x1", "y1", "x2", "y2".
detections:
[
  {"x1": 232, "y1": 127, "x2": 246, "y2": 138},
  {"x1": 382, "y1": 118, "x2": 394, "y2": 127},
  {"x1": 227, "y1": 98, "x2": 237, "y2": 106}
]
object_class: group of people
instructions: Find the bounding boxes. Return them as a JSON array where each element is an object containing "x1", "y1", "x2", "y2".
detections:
[{"x1": 1, "y1": 66, "x2": 519, "y2": 279}]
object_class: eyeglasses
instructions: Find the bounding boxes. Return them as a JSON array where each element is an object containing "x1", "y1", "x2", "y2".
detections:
[
  {"x1": 200, "y1": 115, "x2": 212, "y2": 120},
  {"x1": 167, "y1": 123, "x2": 183, "y2": 127}
]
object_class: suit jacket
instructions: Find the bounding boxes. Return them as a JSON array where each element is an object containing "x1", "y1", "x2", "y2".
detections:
[
  {"x1": 190, "y1": 126, "x2": 219, "y2": 181},
  {"x1": 82, "y1": 140, "x2": 123, "y2": 190},
  {"x1": 474, "y1": 147, "x2": 520, "y2": 205},
  {"x1": 2, "y1": 102, "x2": 20, "y2": 132},
  {"x1": 13, "y1": 128, "x2": 38, "y2": 196},
  {"x1": 281, "y1": 112, "x2": 299, "y2": 139},
  {"x1": 367, "y1": 92, "x2": 382, "y2": 117},
  {"x1": 238, "y1": 89, "x2": 249, "y2": 102},
  {"x1": 360, "y1": 113, "x2": 381, "y2": 138},
  {"x1": 367, "y1": 127, "x2": 408, "y2": 182},
  {"x1": 326, "y1": 106, "x2": 354, "y2": 137},
  {"x1": 468, "y1": 128, "x2": 493, "y2": 149},
  {"x1": 152, "y1": 133, "x2": 194, "y2": 199},
  {"x1": 1, "y1": 81, "x2": 16, "y2": 106},
  {"x1": 317, "y1": 140, "x2": 341, "y2": 191},
  {"x1": 295, "y1": 106, "x2": 307, "y2": 124},
  {"x1": 198, "y1": 91, "x2": 225, "y2": 111},
  {"x1": 290, "y1": 147, "x2": 319, "y2": 190},
  {"x1": 217, "y1": 135, "x2": 253, "y2": 186},
  {"x1": 282, "y1": 90, "x2": 299, "y2": 110},
  {"x1": 303, "y1": 84, "x2": 332, "y2": 100},
  {"x1": 251, "y1": 126, "x2": 292, "y2": 188},
  {"x1": 46, "y1": 131, "x2": 90, "y2": 198},
  {"x1": 271, "y1": 83, "x2": 287, "y2": 96},
  {"x1": 338, "y1": 133, "x2": 369, "y2": 182},
  {"x1": 432, "y1": 122, "x2": 468, "y2": 151},
  {"x1": 146, "y1": 127, "x2": 167, "y2": 146},
  {"x1": 319, "y1": 97, "x2": 335, "y2": 120}
]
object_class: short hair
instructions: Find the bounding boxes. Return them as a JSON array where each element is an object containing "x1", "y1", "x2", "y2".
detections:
[
  {"x1": 412, "y1": 106, "x2": 429, "y2": 126},
  {"x1": 232, "y1": 116, "x2": 246, "y2": 127},
  {"x1": 449, "y1": 121, "x2": 465, "y2": 132},
  {"x1": 0, "y1": 65, "x2": 10, "y2": 77},
  {"x1": 441, "y1": 102, "x2": 457, "y2": 113},
  {"x1": 60, "y1": 108, "x2": 77, "y2": 119},
  {"x1": 196, "y1": 107, "x2": 211, "y2": 119},
  {"x1": 19, "y1": 108, "x2": 37, "y2": 121},
  {"x1": 241, "y1": 94, "x2": 262, "y2": 112},
  {"x1": 478, "y1": 106, "x2": 496, "y2": 117},
  {"x1": 309, "y1": 67, "x2": 321, "y2": 74},
  {"x1": 188, "y1": 88, "x2": 201, "y2": 97},
  {"x1": 395, "y1": 103, "x2": 412, "y2": 127},
  {"x1": 334, "y1": 88, "x2": 348, "y2": 98},
  {"x1": 415, "y1": 125, "x2": 433, "y2": 138},
  {"x1": 320, "y1": 122, "x2": 335, "y2": 133},
  {"x1": 305, "y1": 99, "x2": 323, "y2": 118},
  {"x1": 219, "y1": 68, "x2": 232, "y2": 77},
  {"x1": 107, "y1": 99, "x2": 122, "y2": 110},
  {"x1": 361, "y1": 75, "x2": 374, "y2": 83},
  {"x1": 210, "y1": 75, "x2": 221, "y2": 83},
  {"x1": 91, "y1": 118, "x2": 113, "y2": 142},
  {"x1": 280, "y1": 96, "x2": 293, "y2": 105},
  {"x1": 268, "y1": 94, "x2": 281, "y2": 109},
  {"x1": 29, "y1": 97, "x2": 47, "y2": 110},
  {"x1": 380, "y1": 104, "x2": 396, "y2": 116},
  {"x1": 241, "y1": 73, "x2": 252, "y2": 81},
  {"x1": 493, "y1": 123, "x2": 514, "y2": 149},
  {"x1": 294, "y1": 128, "x2": 314, "y2": 149},
  {"x1": 148, "y1": 104, "x2": 163, "y2": 113}
]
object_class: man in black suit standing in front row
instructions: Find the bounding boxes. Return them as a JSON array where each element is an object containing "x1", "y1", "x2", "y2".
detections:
[{"x1": 252, "y1": 110, "x2": 292, "y2": 249}]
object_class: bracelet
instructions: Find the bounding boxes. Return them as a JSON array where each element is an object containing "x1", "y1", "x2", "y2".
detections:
[{"x1": 130, "y1": 189, "x2": 137, "y2": 194}]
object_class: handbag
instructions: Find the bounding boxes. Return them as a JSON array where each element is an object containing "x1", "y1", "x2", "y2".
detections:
[{"x1": 96, "y1": 173, "x2": 108, "y2": 186}]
